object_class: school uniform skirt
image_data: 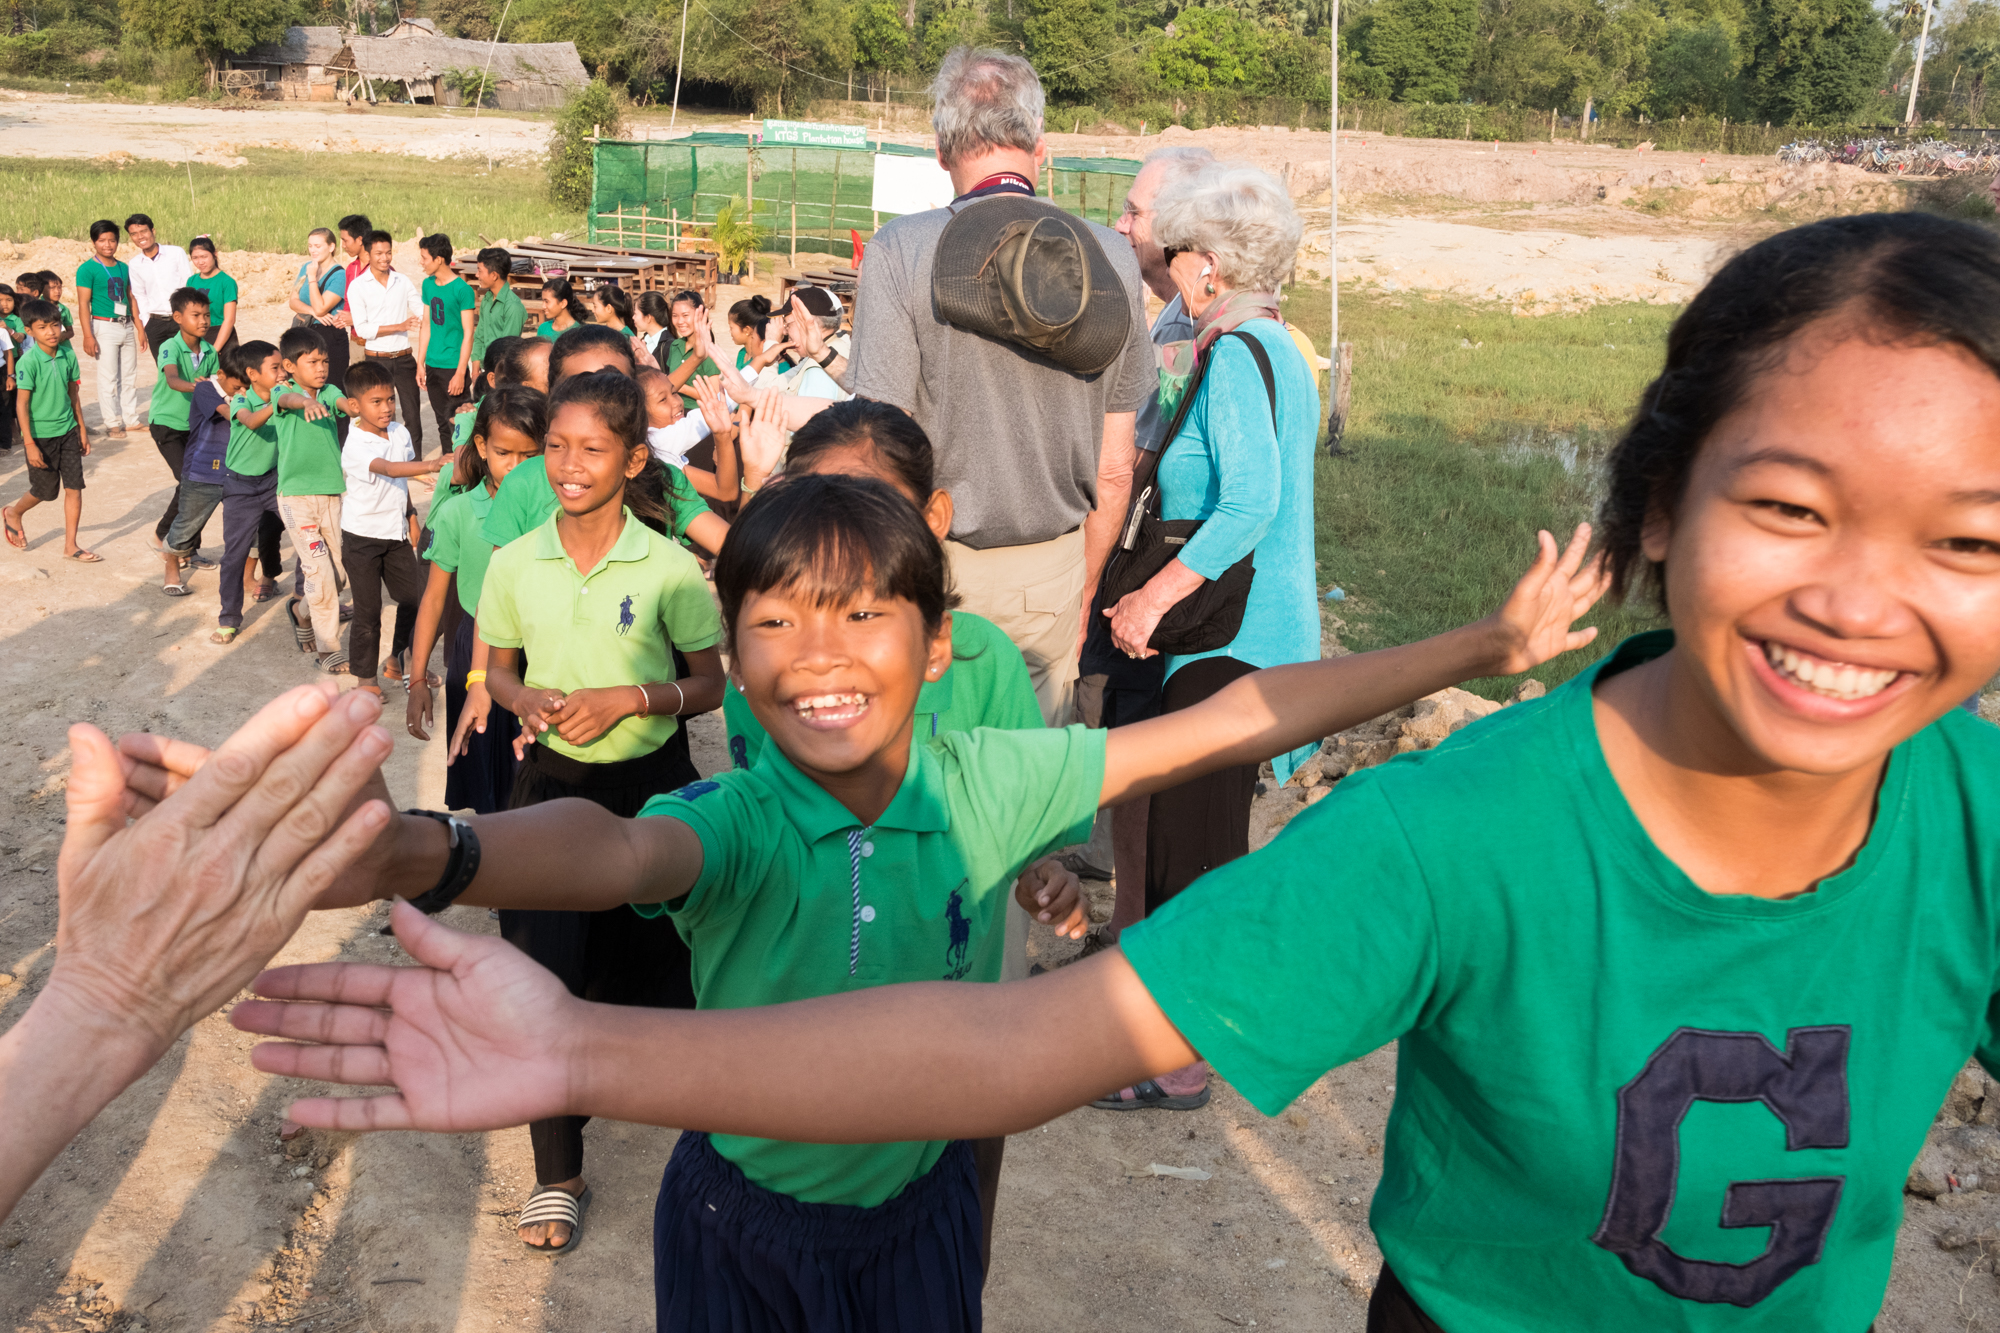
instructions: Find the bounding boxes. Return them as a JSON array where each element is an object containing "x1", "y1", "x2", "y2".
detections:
[
  {"x1": 501, "y1": 730, "x2": 700, "y2": 1185},
  {"x1": 442, "y1": 611, "x2": 519, "y2": 816},
  {"x1": 654, "y1": 1133, "x2": 983, "y2": 1333}
]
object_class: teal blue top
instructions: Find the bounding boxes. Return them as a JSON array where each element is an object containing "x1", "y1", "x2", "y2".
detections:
[{"x1": 1156, "y1": 318, "x2": 1319, "y2": 779}]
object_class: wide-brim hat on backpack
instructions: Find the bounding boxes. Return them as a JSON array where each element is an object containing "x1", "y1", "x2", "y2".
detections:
[{"x1": 930, "y1": 195, "x2": 1131, "y2": 377}]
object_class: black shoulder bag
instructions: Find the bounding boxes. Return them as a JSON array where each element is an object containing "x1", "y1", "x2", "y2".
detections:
[{"x1": 1098, "y1": 329, "x2": 1278, "y2": 656}]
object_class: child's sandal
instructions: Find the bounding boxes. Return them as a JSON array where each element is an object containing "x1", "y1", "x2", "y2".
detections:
[
  {"x1": 161, "y1": 581, "x2": 191, "y2": 597},
  {"x1": 287, "y1": 600, "x2": 316, "y2": 653},
  {"x1": 210, "y1": 627, "x2": 239, "y2": 645},
  {"x1": 518, "y1": 1185, "x2": 590, "y2": 1256},
  {"x1": 316, "y1": 650, "x2": 351, "y2": 676}
]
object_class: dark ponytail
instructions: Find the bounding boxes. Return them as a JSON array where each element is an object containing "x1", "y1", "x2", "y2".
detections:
[
  {"x1": 457, "y1": 384, "x2": 548, "y2": 491},
  {"x1": 547, "y1": 370, "x2": 668, "y2": 535},
  {"x1": 730, "y1": 294, "x2": 774, "y2": 339},
  {"x1": 593, "y1": 280, "x2": 633, "y2": 330}
]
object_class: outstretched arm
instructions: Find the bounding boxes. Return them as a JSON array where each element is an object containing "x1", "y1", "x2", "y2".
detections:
[
  {"x1": 1101, "y1": 526, "x2": 1610, "y2": 807},
  {"x1": 233, "y1": 901, "x2": 1194, "y2": 1141},
  {"x1": 120, "y1": 726, "x2": 705, "y2": 915}
]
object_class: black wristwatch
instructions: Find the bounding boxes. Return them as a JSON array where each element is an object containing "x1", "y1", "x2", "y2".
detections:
[
  {"x1": 816, "y1": 347, "x2": 837, "y2": 370},
  {"x1": 404, "y1": 809, "x2": 482, "y2": 914}
]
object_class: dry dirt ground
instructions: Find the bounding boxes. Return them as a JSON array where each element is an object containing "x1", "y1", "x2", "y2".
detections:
[{"x1": 1, "y1": 102, "x2": 1994, "y2": 1333}]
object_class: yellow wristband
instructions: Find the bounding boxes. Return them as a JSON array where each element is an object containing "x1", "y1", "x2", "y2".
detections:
[{"x1": 464, "y1": 670, "x2": 487, "y2": 685}]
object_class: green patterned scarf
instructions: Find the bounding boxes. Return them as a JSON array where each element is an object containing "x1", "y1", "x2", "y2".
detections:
[{"x1": 1154, "y1": 287, "x2": 1284, "y2": 419}]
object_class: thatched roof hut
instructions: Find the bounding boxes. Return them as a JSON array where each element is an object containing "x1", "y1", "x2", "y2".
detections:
[
  {"x1": 328, "y1": 33, "x2": 587, "y2": 109},
  {"x1": 225, "y1": 26, "x2": 345, "y2": 99}
]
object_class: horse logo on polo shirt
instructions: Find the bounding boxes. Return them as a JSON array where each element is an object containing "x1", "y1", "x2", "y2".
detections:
[
  {"x1": 617, "y1": 594, "x2": 636, "y2": 636},
  {"x1": 943, "y1": 882, "x2": 972, "y2": 980}
]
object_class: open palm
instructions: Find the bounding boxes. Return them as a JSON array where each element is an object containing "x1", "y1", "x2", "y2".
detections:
[
  {"x1": 231, "y1": 901, "x2": 582, "y2": 1134},
  {"x1": 1479, "y1": 524, "x2": 1612, "y2": 677}
]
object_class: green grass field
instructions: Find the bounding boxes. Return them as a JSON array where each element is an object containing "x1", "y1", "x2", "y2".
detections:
[
  {"x1": 0, "y1": 150, "x2": 585, "y2": 253},
  {"x1": 1281, "y1": 286, "x2": 1677, "y2": 699}
]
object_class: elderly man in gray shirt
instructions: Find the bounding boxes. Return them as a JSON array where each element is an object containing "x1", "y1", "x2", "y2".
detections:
[{"x1": 848, "y1": 47, "x2": 1156, "y2": 732}]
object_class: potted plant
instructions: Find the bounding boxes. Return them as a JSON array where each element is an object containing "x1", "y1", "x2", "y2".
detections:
[{"x1": 711, "y1": 197, "x2": 762, "y2": 282}]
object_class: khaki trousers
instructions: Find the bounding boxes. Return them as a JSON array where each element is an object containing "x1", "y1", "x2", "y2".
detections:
[
  {"x1": 944, "y1": 527, "x2": 1089, "y2": 981},
  {"x1": 279, "y1": 494, "x2": 347, "y2": 654}
]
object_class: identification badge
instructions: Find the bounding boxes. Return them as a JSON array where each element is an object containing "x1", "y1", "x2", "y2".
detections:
[{"x1": 112, "y1": 302, "x2": 127, "y2": 317}]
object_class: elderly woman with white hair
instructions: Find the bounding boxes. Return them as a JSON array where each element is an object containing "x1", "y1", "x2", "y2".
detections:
[{"x1": 1094, "y1": 162, "x2": 1320, "y2": 1113}]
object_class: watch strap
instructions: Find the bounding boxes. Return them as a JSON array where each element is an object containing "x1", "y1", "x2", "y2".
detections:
[{"x1": 404, "y1": 809, "x2": 482, "y2": 915}]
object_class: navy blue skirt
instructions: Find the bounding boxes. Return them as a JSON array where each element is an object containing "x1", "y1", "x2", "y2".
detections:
[
  {"x1": 654, "y1": 1131, "x2": 982, "y2": 1333},
  {"x1": 443, "y1": 610, "x2": 520, "y2": 814}
]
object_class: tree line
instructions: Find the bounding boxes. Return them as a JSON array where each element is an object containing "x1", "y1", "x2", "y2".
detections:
[{"x1": 5, "y1": 0, "x2": 1997, "y2": 130}]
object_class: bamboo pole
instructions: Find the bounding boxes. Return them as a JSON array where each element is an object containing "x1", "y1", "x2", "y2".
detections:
[
  {"x1": 745, "y1": 145, "x2": 756, "y2": 280},
  {"x1": 1327, "y1": 0, "x2": 1349, "y2": 455}
]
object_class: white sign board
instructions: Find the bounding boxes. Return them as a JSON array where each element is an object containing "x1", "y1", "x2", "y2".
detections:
[{"x1": 871, "y1": 153, "x2": 955, "y2": 218}]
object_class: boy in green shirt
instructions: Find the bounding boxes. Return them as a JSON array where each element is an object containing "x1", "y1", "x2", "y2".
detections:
[
  {"x1": 468, "y1": 247, "x2": 525, "y2": 381},
  {"x1": 147, "y1": 287, "x2": 219, "y2": 559},
  {"x1": 272, "y1": 326, "x2": 363, "y2": 673},
  {"x1": 417, "y1": 234, "x2": 476, "y2": 450},
  {"x1": 212, "y1": 340, "x2": 293, "y2": 645},
  {"x1": 231, "y1": 471, "x2": 1600, "y2": 1324},
  {"x1": 2, "y1": 299, "x2": 93, "y2": 559}
]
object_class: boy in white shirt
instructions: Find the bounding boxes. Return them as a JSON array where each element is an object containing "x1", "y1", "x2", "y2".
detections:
[{"x1": 338, "y1": 359, "x2": 443, "y2": 698}]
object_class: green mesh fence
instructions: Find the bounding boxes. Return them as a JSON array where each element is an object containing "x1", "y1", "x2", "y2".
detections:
[{"x1": 589, "y1": 134, "x2": 1143, "y2": 256}]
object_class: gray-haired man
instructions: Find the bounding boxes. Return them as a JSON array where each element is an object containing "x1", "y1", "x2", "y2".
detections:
[{"x1": 848, "y1": 46, "x2": 1155, "y2": 733}]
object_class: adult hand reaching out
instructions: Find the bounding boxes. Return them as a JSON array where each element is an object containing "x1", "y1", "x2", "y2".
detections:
[{"x1": 0, "y1": 685, "x2": 394, "y2": 1223}]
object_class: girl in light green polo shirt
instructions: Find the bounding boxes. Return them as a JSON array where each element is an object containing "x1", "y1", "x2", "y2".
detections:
[{"x1": 474, "y1": 368, "x2": 727, "y2": 1257}]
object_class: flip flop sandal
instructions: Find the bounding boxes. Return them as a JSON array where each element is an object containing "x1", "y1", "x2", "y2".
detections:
[
  {"x1": 382, "y1": 651, "x2": 407, "y2": 684},
  {"x1": 210, "y1": 627, "x2": 239, "y2": 645},
  {"x1": 161, "y1": 582, "x2": 191, "y2": 597},
  {"x1": 251, "y1": 582, "x2": 281, "y2": 602},
  {"x1": 65, "y1": 548, "x2": 103, "y2": 563},
  {"x1": 2, "y1": 513, "x2": 24, "y2": 550},
  {"x1": 1091, "y1": 1079, "x2": 1211, "y2": 1113},
  {"x1": 338, "y1": 603, "x2": 354, "y2": 624},
  {"x1": 184, "y1": 554, "x2": 218, "y2": 570},
  {"x1": 287, "y1": 600, "x2": 317, "y2": 653},
  {"x1": 316, "y1": 650, "x2": 351, "y2": 676},
  {"x1": 518, "y1": 1186, "x2": 590, "y2": 1256}
]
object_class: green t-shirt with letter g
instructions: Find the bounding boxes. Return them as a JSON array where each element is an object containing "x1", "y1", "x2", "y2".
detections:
[
  {"x1": 226, "y1": 386, "x2": 280, "y2": 477},
  {"x1": 187, "y1": 270, "x2": 239, "y2": 315},
  {"x1": 16, "y1": 341, "x2": 80, "y2": 436},
  {"x1": 636, "y1": 724, "x2": 1105, "y2": 1206},
  {"x1": 273, "y1": 384, "x2": 347, "y2": 496},
  {"x1": 722, "y1": 610, "x2": 1040, "y2": 771},
  {"x1": 150, "y1": 335, "x2": 218, "y2": 431},
  {"x1": 477, "y1": 508, "x2": 722, "y2": 762},
  {"x1": 1122, "y1": 629, "x2": 2000, "y2": 1333},
  {"x1": 74, "y1": 258, "x2": 130, "y2": 320},
  {"x1": 422, "y1": 274, "x2": 477, "y2": 371}
]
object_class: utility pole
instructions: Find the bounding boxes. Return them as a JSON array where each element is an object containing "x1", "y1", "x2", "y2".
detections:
[
  {"x1": 1326, "y1": 3, "x2": 1353, "y2": 455},
  {"x1": 670, "y1": 0, "x2": 690, "y2": 129},
  {"x1": 1905, "y1": 0, "x2": 1934, "y2": 125}
]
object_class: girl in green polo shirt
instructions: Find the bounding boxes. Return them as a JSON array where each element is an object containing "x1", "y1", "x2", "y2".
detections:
[
  {"x1": 585, "y1": 280, "x2": 636, "y2": 340},
  {"x1": 235, "y1": 212, "x2": 2000, "y2": 1333},
  {"x1": 404, "y1": 385, "x2": 546, "y2": 815},
  {"x1": 474, "y1": 368, "x2": 727, "y2": 1257}
]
